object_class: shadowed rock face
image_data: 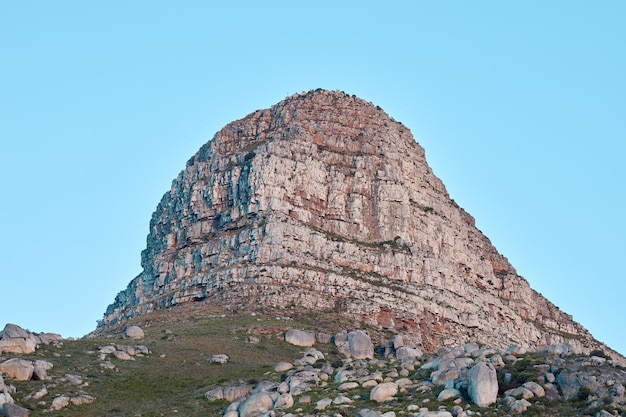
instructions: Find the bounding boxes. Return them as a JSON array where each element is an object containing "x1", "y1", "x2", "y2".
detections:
[{"x1": 99, "y1": 89, "x2": 618, "y2": 357}]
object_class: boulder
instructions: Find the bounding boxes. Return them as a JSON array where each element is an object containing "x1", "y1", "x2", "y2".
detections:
[
  {"x1": 274, "y1": 361, "x2": 293, "y2": 372},
  {"x1": 415, "y1": 411, "x2": 453, "y2": 417},
  {"x1": 223, "y1": 384, "x2": 252, "y2": 402},
  {"x1": 437, "y1": 388, "x2": 462, "y2": 401},
  {"x1": 0, "y1": 359, "x2": 34, "y2": 381},
  {"x1": 509, "y1": 398, "x2": 531, "y2": 413},
  {"x1": 273, "y1": 393, "x2": 294, "y2": 409},
  {"x1": 238, "y1": 392, "x2": 274, "y2": 417},
  {"x1": 370, "y1": 382, "x2": 398, "y2": 402},
  {"x1": 284, "y1": 329, "x2": 315, "y2": 347},
  {"x1": 64, "y1": 374, "x2": 83, "y2": 385},
  {"x1": 70, "y1": 395, "x2": 95, "y2": 405},
  {"x1": 1, "y1": 325, "x2": 29, "y2": 339},
  {"x1": 396, "y1": 346, "x2": 422, "y2": 361},
  {"x1": 523, "y1": 381, "x2": 546, "y2": 398},
  {"x1": 467, "y1": 362, "x2": 498, "y2": 407},
  {"x1": 210, "y1": 354, "x2": 229, "y2": 364},
  {"x1": 357, "y1": 409, "x2": 383, "y2": 417},
  {"x1": 3, "y1": 403, "x2": 30, "y2": 417},
  {"x1": 0, "y1": 392, "x2": 13, "y2": 406},
  {"x1": 348, "y1": 330, "x2": 374, "y2": 359},
  {"x1": 204, "y1": 387, "x2": 224, "y2": 401},
  {"x1": 124, "y1": 326, "x2": 145, "y2": 339},
  {"x1": 32, "y1": 360, "x2": 53, "y2": 381},
  {"x1": 113, "y1": 351, "x2": 132, "y2": 361},
  {"x1": 0, "y1": 338, "x2": 36, "y2": 355},
  {"x1": 50, "y1": 396, "x2": 70, "y2": 411}
]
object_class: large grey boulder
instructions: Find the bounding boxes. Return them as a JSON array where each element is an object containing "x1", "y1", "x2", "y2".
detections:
[
  {"x1": 348, "y1": 330, "x2": 374, "y2": 359},
  {"x1": 468, "y1": 362, "x2": 498, "y2": 407},
  {"x1": 3, "y1": 403, "x2": 30, "y2": 417},
  {"x1": 238, "y1": 392, "x2": 274, "y2": 417},
  {"x1": 284, "y1": 329, "x2": 315, "y2": 347},
  {"x1": 124, "y1": 326, "x2": 145, "y2": 339},
  {"x1": 1, "y1": 324, "x2": 29, "y2": 339},
  {"x1": 396, "y1": 346, "x2": 422, "y2": 361}
]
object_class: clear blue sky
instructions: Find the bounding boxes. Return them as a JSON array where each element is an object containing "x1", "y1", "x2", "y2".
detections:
[{"x1": 1, "y1": 2, "x2": 624, "y2": 356}]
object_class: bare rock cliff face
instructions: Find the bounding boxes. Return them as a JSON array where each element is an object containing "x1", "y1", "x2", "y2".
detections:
[{"x1": 100, "y1": 89, "x2": 613, "y2": 356}]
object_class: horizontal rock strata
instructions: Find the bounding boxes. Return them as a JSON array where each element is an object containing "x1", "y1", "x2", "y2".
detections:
[{"x1": 99, "y1": 89, "x2": 619, "y2": 359}]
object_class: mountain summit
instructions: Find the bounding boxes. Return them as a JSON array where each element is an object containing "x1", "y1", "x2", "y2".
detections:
[{"x1": 99, "y1": 89, "x2": 616, "y2": 357}]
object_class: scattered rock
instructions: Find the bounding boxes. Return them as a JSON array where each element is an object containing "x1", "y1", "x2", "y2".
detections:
[
  {"x1": 467, "y1": 362, "x2": 498, "y2": 407},
  {"x1": 238, "y1": 392, "x2": 274, "y2": 417},
  {"x1": 2, "y1": 403, "x2": 30, "y2": 417},
  {"x1": 124, "y1": 326, "x2": 145, "y2": 339},
  {"x1": 284, "y1": 329, "x2": 315, "y2": 347},
  {"x1": 370, "y1": 382, "x2": 398, "y2": 402},
  {"x1": 0, "y1": 359, "x2": 34, "y2": 381},
  {"x1": 274, "y1": 361, "x2": 293, "y2": 372},
  {"x1": 210, "y1": 354, "x2": 229, "y2": 364},
  {"x1": 50, "y1": 396, "x2": 70, "y2": 411}
]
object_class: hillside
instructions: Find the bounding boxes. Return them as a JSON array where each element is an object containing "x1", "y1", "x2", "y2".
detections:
[{"x1": 1, "y1": 312, "x2": 626, "y2": 416}]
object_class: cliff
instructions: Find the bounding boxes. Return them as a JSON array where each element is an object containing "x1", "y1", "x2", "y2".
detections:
[{"x1": 99, "y1": 89, "x2": 618, "y2": 358}]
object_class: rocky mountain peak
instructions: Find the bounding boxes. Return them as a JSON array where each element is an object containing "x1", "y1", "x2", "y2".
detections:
[{"x1": 99, "y1": 89, "x2": 620, "y2": 360}]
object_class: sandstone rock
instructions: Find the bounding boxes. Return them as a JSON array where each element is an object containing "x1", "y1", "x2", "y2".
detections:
[
  {"x1": 509, "y1": 398, "x2": 532, "y2": 413},
  {"x1": 332, "y1": 394, "x2": 353, "y2": 404},
  {"x1": 50, "y1": 396, "x2": 70, "y2": 411},
  {"x1": 210, "y1": 354, "x2": 229, "y2": 364},
  {"x1": 124, "y1": 325, "x2": 144, "y2": 339},
  {"x1": 238, "y1": 392, "x2": 273, "y2": 417},
  {"x1": 0, "y1": 338, "x2": 36, "y2": 355},
  {"x1": 274, "y1": 361, "x2": 293, "y2": 372},
  {"x1": 273, "y1": 392, "x2": 294, "y2": 409},
  {"x1": 204, "y1": 387, "x2": 223, "y2": 401},
  {"x1": 2, "y1": 403, "x2": 29, "y2": 417},
  {"x1": 348, "y1": 330, "x2": 374, "y2": 359},
  {"x1": 437, "y1": 388, "x2": 461, "y2": 401},
  {"x1": 523, "y1": 381, "x2": 546, "y2": 397},
  {"x1": 370, "y1": 382, "x2": 398, "y2": 402},
  {"x1": 357, "y1": 409, "x2": 382, "y2": 417},
  {"x1": 0, "y1": 393, "x2": 13, "y2": 407},
  {"x1": 1, "y1": 325, "x2": 28, "y2": 339},
  {"x1": 284, "y1": 329, "x2": 315, "y2": 347},
  {"x1": 315, "y1": 397, "x2": 332, "y2": 410},
  {"x1": 100, "y1": 345, "x2": 116, "y2": 354},
  {"x1": 32, "y1": 360, "x2": 53, "y2": 381},
  {"x1": 26, "y1": 386, "x2": 48, "y2": 401},
  {"x1": 113, "y1": 351, "x2": 132, "y2": 361},
  {"x1": 396, "y1": 346, "x2": 422, "y2": 361},
  {"x1": 64, "y1": 374, "x2": 83, "y2": 385},
  {"x1": 0, "y1": 359, "x2": 34, "y2": 381},
  {"x1": 70, "y1": 395, "x2": 95, "y2": 406},
  {"x1": 338, "y1": 381, "x2": 360, "y2": 390},
  {"x1": 223, "y1": 384, "x2": 252, "y2": 402},
  {"x1": 505, "y1": 386, "x2": 534, "y2": 399},
  {"x1": 468, "y1": 362, "x2": 498, "y2": 407},
  {"x1": 415, "y1": 411, "x2": 453, "y2": 417}
]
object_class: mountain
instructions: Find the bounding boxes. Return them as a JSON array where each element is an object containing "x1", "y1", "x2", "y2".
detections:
[{"x1": 98, "y1": 89, "x2": 619, "y2": 359}]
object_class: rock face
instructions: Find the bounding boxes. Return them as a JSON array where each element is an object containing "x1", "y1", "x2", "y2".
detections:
[{"x1": 98, "y1": 89, "x2": 618, "y2": 357}]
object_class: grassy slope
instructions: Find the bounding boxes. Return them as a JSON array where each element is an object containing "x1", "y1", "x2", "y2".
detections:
[{"x1": 8, "y1": 304, "x2": 369, "y2": 416}]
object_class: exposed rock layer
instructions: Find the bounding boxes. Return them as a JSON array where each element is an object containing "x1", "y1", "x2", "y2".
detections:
[{"x1": 99, "y1": 89, "x2": 617, "y2": 357}]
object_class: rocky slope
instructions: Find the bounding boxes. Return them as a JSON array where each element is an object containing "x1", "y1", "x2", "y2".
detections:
[
  {"x1": 98, "y1": 89, "x2": 619, "y2": 360},
  {"x1": 2, "y1": 316, "x2": 625, "y2": 417}
]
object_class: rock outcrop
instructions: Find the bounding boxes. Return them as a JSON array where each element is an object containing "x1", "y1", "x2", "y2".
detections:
[{"x1": 98, "y1": 89, "x2": 620, "y2": 359}]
